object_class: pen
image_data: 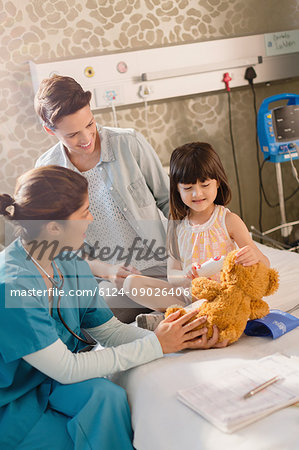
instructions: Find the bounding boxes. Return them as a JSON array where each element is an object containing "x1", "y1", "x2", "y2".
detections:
[{"x1": 243, "y1": 375, "x2": 282, "y2": 399}]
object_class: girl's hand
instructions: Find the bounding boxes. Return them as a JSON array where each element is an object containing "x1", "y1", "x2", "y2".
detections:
[
  {"x1": 235, "y1": 245, "x2": 261, "y2": 266},
  {"x1": 226, "y1": 212, "x2": 270, "y2": 267},
  {"x1": 154, "y1": 310, "x2": 228, "y2": 353},
  {"x1": 185, "y1": 265, "x2": 198, "y2": 280}
]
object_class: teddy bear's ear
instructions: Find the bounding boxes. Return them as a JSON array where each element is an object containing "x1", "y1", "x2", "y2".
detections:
[{"x1": 265, "y1": 268, "x2": 279, "y2": 296}]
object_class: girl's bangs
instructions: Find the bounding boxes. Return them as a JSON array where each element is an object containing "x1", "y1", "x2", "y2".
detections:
[{"x1": 173, "y1": 153, "x2": 216, "y2": 184}]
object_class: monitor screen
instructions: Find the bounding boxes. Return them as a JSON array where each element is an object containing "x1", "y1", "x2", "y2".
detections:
[{"x1": 273, "y1": 105, "x2": 299, "y2": 142}]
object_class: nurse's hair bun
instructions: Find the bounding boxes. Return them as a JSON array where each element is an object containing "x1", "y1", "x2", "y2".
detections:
[{"x1": 0, "y1": 194, "x2": 16, "y2": 218}]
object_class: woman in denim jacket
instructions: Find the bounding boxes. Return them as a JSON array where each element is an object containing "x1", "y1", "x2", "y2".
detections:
[{"x1": 34, "y1": 75, "x2": 169, "y2": 322}]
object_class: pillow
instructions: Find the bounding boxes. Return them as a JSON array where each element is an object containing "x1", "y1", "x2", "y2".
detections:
[{"x1": 255, "y1": 242, "x2": 299, "y2": 313}]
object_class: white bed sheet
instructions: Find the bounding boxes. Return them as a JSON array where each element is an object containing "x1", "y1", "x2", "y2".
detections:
[{"x1": 112, "y1": 244, "x2": 299, "y2": 450}]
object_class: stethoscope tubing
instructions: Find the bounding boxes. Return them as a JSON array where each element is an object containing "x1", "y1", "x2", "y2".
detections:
[
  {"x1": 56, "y1": 280, "x2": 95, "y2": 346},
  {"x1": 37, "y1": 267, "x2": 96, "y2": 348},
  {"x1": 22, "y1": 241, "x2": 96, "y2": 348}
]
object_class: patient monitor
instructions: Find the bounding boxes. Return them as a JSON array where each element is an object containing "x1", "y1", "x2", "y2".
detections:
[
  {"x1": 257, "y1": 93, "x2": 299, "y2": 237},
  {"x1": 258, "y1": 93, "x2": 299, "y2": 163}
]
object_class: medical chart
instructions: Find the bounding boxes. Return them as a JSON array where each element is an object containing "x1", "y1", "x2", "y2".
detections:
[{"x1": 177, "y1": 353, "x2": 299, "y2": 433}]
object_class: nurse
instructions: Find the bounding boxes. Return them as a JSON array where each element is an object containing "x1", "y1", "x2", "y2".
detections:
[{"x1": 0, "y1": 165, "x2": 223, "y2": 449}]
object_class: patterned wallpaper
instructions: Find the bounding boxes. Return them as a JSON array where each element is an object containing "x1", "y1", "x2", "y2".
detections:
[{"x1": 0, "y1": 0, "x2": 299, "y2": 244}]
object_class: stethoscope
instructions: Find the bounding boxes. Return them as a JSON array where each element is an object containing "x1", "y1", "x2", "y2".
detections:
[{"x1": 22, "y1": 243, "x2": 96, "y2": 348}]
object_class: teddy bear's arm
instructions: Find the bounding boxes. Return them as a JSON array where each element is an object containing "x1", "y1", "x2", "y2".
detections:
[
  {"x1": 191, "y1": 277, "x2": 221, "y2": 302},
  {"x1": 249, "y1": 298, "x2": 270, "y2": 320}
]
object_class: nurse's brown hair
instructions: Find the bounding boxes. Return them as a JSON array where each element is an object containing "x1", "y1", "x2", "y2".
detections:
[{"x1": 0, "y1": 165, "x2": 88, "y2": 240}]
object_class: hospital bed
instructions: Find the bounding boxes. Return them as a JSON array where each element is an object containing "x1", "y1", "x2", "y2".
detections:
[{"x1": 112, "y1": 243, "x2": 299, "y2": 450}]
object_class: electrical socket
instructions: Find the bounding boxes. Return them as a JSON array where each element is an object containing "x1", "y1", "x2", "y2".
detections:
[
  {"x1": 104, "y1": 89, "x2": 118, "y2": 103},
  {"x1": 93, "y1": 85, "x2": 124, "y2": 108}
]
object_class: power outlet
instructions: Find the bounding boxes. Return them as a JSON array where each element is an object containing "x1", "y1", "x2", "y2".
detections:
[
  {"x1": 93, "y1": 85, "x2": 124, "y2": 108},
  {"x1": 104, "y1": 89, "x2": 118, "y2": 103}
]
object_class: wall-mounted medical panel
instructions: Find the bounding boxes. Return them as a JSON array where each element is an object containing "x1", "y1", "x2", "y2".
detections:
[{"x1": 29, "y1": 30, "x2": 299, "y2": 111}]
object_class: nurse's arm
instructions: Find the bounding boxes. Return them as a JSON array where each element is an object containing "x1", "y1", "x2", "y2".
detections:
[
  {"x1": 22, "y1": 332, "x2": 162, "y2": 384},
  {"x1": 86, "y1": 315, "x2": 153, "y2": 346}
]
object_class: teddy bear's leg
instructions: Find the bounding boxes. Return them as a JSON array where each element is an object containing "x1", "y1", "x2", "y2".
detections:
[
  {"x1": 249, "y1": 299, "x2": 270, "y2": 320},
  {"x1": 219, "y1": 326, "x2": 242, "y2": 344}
]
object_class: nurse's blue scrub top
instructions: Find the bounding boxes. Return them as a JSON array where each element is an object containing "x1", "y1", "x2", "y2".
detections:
[{"x1": 0, "y1": 239, "x2": 113, "y2": 448}]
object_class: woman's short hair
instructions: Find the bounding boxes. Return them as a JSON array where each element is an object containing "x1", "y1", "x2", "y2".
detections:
[
  {"x1": 34, "y1": 75, "x2": 92, "y2": 129},
  {"x1": 0, "y1": 165, "x2": 88, "y2": 240}
]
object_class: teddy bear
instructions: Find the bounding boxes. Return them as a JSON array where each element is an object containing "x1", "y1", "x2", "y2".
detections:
[{"x1": 165, "y1": 250, "x2": 279, "y2": 344}]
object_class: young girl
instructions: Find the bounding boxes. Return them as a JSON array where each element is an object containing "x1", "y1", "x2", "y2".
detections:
[{"x1": 124, "y1": 142, "x2": 269, "y2": 327}]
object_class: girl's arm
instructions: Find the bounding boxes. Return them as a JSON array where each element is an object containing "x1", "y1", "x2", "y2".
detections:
[
  {"x1": 167, "y1": 254, "x2": 191, "y2": 287},
  {"x1": 123, "y1": 275, "x2": 187, "y2": 311},
  {"x1": 226, "y1": 212, "x2": 270, "y2": 267},
  {"x1": 87, "y1": 258, "x2": 140, "y2": 289}
]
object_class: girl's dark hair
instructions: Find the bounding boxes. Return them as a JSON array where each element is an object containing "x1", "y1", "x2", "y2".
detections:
[
  {"x1": 0, "y1": 165, "x2": 88, "y2": 240},
  {"x1": 167, "y1": 142, "x2": 231, "y2": 260},
  {"x1": 34, "y1": 75, "x2": 92, "y2": 129}
]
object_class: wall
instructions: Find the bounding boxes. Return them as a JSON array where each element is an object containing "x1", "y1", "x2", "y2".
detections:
[{"x1": 0, "y1": 0, "x2": 299, "y2": 244}]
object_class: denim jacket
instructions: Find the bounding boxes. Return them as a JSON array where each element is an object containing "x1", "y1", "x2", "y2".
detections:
[{"x1": 35, "y1": 126, "x2": 169, "y2": 258}]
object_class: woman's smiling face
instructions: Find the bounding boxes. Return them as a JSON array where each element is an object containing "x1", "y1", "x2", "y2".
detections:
[{"x1": 46, "y1": 104, "x2": 98, "y2": 158}]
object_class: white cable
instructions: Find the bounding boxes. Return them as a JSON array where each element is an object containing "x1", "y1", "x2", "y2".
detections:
[
  {"x1": 289, "y1": 146, "x2": 299, "y2": 184},
  {"x1": 138, "y1": 85, "x2": 153, "y2": 146},
  {"x1": 110, "y1": 101, "x2": 118, "y2": 127},
  {"x1": 144, "y1": 99, "x2": 152, "y2": 145}
]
